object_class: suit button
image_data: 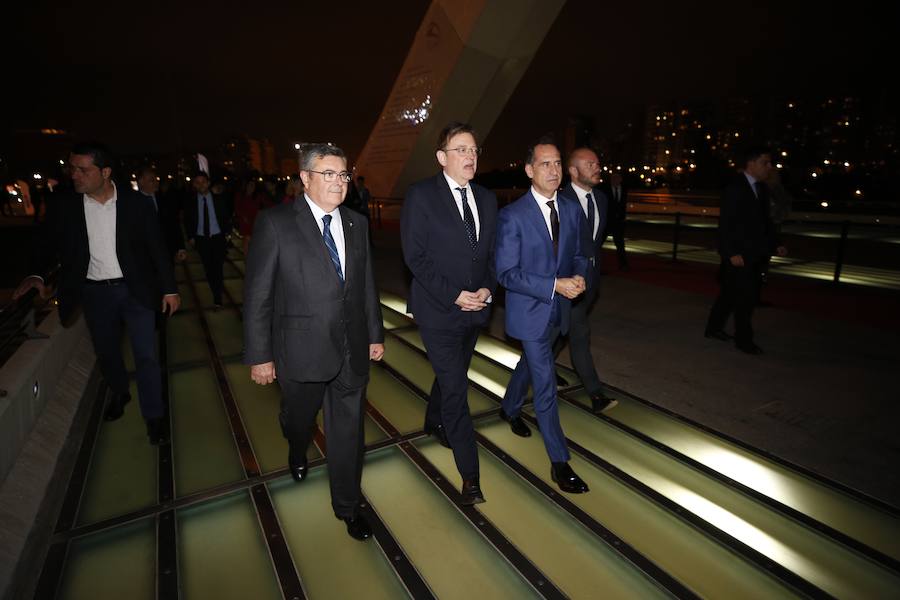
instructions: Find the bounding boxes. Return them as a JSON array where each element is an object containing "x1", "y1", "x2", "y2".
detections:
[{"x1": 472, "y1": 257, "x2": 476, "y2": 262}]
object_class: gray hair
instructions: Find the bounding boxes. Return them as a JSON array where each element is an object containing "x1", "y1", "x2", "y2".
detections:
[{"x1": 299, "y1": 142, "x2": 346, "y2": 171}]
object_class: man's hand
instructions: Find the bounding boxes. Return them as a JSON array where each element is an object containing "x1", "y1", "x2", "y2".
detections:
[
  {"x1": 251, "y1": 362, "x2": 277, "y2": 385},
  {"x1": 161, "y1": 294, "x2": 181, "y2": 315},
  {"x1": 455, "y1": 290, "x2": 488, "y2": 312},
  {"x1": 554, "y1": 276, "x2": 585, "y2": 299},
  {"x1": 473, "y1": 288, "x2": 492, "y2": 304},
  {"x1": 775, "y1": 246, "x2": 787, "y2": 257},
  {"x1": 369, "y1": 343, "x2": 385, "y2": 361},
  {"x1": 12, "y1": 276, "x2": 47, "y2": 300},
  {"x1": 729, "y1": 255, "x2": 745, "y2": 267},
  {"x1": 175, "y1": 249, "x2": 188, "y2": 262}
]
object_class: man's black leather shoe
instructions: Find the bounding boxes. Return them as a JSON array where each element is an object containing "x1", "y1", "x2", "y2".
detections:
[
  {"x1": 499, "y1": 409, "x2": 531, "y2": 437},
  {"x1": 339, "y1": 514, "x2": 372, "y2": 541},
  {"x1": 288, "y1": 459, "x2": 309, "y2": 483},
  {"x1": 551, "y1": 462, "x2": 589, "y2": 493},
  {"x1": 104, "y1": 392, "x2": 131, "y2": 421},
  {"x1": 423, "y1": 422, "x2": 450, "y2": 448},
  {"x1": 736, "y1": 342, "x2": 763, "y2": 355},
  {"x1": 704, "y1": 329, "x2": 732, "y2": 342},
  {"x1": 146, "y1": 417, "x2": 168, "y2": 445},
  {"x1": 590, "y1": 394, "x2": 618, "y2": 414},
  {"x1": 461, "y1": 478, "x2": 485, "y2": 505}
]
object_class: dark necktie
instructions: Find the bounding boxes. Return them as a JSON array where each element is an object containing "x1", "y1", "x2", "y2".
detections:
[
  {"x1": 585, "y1": 192, "x2": 596, "y2": 241},
  {"x1": 202, "y1": 196, "x2": 210, "y2": 237},
  {"x1": 457, "y1": 187, "x2": 477, "y2": 250},
  {"x1": 547, "y1": 200, "x2": 559, "y2": 257},
  {"x1": 322, "y1": 214, "x2": 344, "y2": 282}
]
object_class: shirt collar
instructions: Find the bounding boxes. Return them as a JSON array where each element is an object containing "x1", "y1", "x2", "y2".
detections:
[
  {"x1": 743, "y1": 171, "x2": 759, "y2": 187},
  {"x1": 570, "y1": 182, "x2": 592, "y2": 204},
  {"x1": 443, "y1": 172, "x2": 472, "y2": 197},
  {"x1": 531, "y1": 186, "x2": 557, "y2": 205},
  {"x1": 304, "y1": 193, "x2": 340, "y2": 222},
  {"x1": 85, "y1": 182, "x2": 117, "y2": 205}
]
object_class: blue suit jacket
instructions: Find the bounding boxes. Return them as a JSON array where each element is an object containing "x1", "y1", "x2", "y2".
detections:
[
  {"x1": 496, "y1": 189, "x2": 588, "y2": 341},
  {"x1": 558, "y1": 182, "x2": 608, "y2": 290}
]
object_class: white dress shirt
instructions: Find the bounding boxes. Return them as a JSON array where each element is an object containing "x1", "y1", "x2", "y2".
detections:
[
  {"x1": 530, "y1": 186, "x2": 558, "y2": 239},
  {"x1": 84, "y1": 184, "x2": 124, "y2": 280},
  {"x1": 570, "y1": 183, "x2": 600, "y2": 240},
  {"x1": 443, "y1": 172, "x2": 480, "y2": 239},
  {"x1": 744, "y1": 172, "x2": 760, "y2": 198},
  {"x1": 305, "y1": 194, "x2": 346, "y2": 274}
]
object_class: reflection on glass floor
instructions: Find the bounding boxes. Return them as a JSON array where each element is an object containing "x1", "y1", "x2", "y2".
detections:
[{"x1": 40, "y1": 250, "x2": 900, "y2": 600}]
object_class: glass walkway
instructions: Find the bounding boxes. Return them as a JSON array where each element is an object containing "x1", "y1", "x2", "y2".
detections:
[{"x1": 35, "y1": 246, "x2": 900, "y2": 599}]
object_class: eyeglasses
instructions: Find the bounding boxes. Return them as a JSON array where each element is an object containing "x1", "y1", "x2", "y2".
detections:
[
  {"x1": 443, "y1": 146, "x2": 482, "y2": 157},
  {"x1": 306, "y1": 169, "x2": 352, "y2": 183}
]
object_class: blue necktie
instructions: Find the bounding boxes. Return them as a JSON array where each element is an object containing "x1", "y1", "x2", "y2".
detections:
[
  {"x1": 321, "y1": 214, "x2": 343, "y2": 282},
  {"x1": 586, "y1": 192, "x2": 596, "y2": 240}
]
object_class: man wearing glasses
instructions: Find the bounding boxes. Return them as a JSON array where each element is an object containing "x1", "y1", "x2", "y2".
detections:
[
  {"x1": 243, "y1": 143, "x2": 384, "y2": 541},
  {"x1": 401, "y1": 122, "x2": 497, "y2": 505}
]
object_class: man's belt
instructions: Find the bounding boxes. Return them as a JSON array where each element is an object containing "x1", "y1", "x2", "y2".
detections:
[{"x1": 84, "y1": 278, "x2": 126, "y2": 285}]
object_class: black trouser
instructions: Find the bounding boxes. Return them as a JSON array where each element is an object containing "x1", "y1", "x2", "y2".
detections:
[
  {"x1": 554, "y1": 284, "x2": 602, "y2": 396},
  {"x1": 603, "y1": 222, "x2": 628, "y2": 267},
  {"x1": 195, "y1": 234, "x2": 226, "y2": 304},
  {"x1": 420, "y1": 324, "x2": 480, "y2": 480},
  {"x1": 81, "y1": 281, "x2": 162, "y2": 419},
  {"x1": 706, "y1": 259, "x2": 761, "y2": 346},
  {"x1": 277, "y1": 351, "x2": 366, "y2": 519}
]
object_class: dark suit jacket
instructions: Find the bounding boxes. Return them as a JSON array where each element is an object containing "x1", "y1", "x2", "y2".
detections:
[
  {"x1": 401, "y1": 173, "x2": 498, "y2": 329},
  {"x1": 242, "y1": 200, "x2": 384, "y2": 383},
  {"x1": 496, "y1": 190, "x2": 588, "y2": 340},
  {"x1": 34, "y1": 187, "x2": 178, "y2": 324},
  {"x1": 183, "y1": 191, "x2": 233, "y2": 241},
  {"x1": 141, "y1": 191, "x2": 185, "y2": 258},
  {"x1": 559, "y1": 183, "x2": 607, "y2": 289},
  {"x1": 599, "y1": 182, "x2": 628, "y2": 231},
  {"x1": 718, "y1": 174, "x2": 777, "y2": 263}
]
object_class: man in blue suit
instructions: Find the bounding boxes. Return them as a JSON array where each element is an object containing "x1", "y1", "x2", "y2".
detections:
[
  {"x1": 557, "y1": 148, "x2": 617, "y2": 413},
  {"x1": 496, "y1": 137, "x2": 591, "y2": 494},
  {"x1": 401, "y1": 122, "x2": 497, "y2": 505}
]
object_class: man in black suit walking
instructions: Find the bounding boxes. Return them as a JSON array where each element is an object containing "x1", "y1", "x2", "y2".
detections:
[
  {"x1": 705, "y1": 145, "x2": 787, "y2": 354},
  {"x1": 600, "y1": 171, "x2": 629, "y2": 270},
  {"x1": 184, "y1": 171, "x2": 232, "y2": 308},
  {"x1": 558, "y1": 147, "x2": 617, "y2": 413},
  {"x1": 14, "y1": 142, "x2": 180, "y2": 444},
  {"x1": 401, "y1": 122, "x2": 497, "y2": 505},
  {"x1": 137, "y1": 165, "x2": 186, "y2": 263},
  {"x1": 243, "y1": 143, "x2": 384, "y2": 541}
]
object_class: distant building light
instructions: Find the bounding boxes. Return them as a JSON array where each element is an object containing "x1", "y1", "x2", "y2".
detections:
[
  {"x1": 185, "y1": 176, "x2": 191, "y2": 182},
  {"x1": 639, "y1": 174, "x2": 645, "y2": 179},
  {"x1": 33, "y1": 173, "x2": 42, "y2": 179},
  {"x1": 811, "y1": 172, "x2": 818, "y2": 178},
  {"x1": 843, "y1": 161, "x2": 850, "y2": 167},
  {"x1": 734, "y1": 132, "x2": 740, "y2": 137},
  {"x1": 776, "y1": 163, "x2": 783, "y2": 169},
  {"x1": 643, "y1": 165, "x2": 650, "y2": 170},
  {"x1": 690, "y1": 149, "x2": 695, "y2": 154},
  {"x1": 675, "y1": 166, "x2": 683, "y2": 172},
  {"x1": 664, "y1": 150, "x2": 670, "y2": 155},
  {"x1": 689, "y1": 163, "x2": 696, "y2": 169},
  {"x1": 130, "y1": 181, "x2": 139, "y2": 191},
  {"x1": 854, "y1": 189, "x2": 862, "y2": 196},
  {"x1": 823, "y1": 159, "x2": 830, "y2": 165},
  {"x1": 294, "y1": 143, "x2": 301, "y2": 150},
  {"x1": 787, "y1": 102, "x2": 794, "y2": 108},
  {"x1": 781, "y1": 151, "x2": 788, "y2": 157},
  {"x1": 820, "y1": 201, "x2": 829, "y2": 208},
  {"x1": 705, "y1": 134, "x2": 711, "y2": 140},
  {"x1": 59, "y1": 159, "x2": 65, "y2": 165}
]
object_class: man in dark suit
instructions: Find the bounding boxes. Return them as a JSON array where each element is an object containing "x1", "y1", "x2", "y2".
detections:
[
  {"x1": 14, "y1": 142, "x2": 180, "y2": 444},
  {"x1": 600, "y1": 171, "x2": 629, "y2": 270},
  {"x1": 401, "y1": 121, "x2": 497, "y2": 505},
  {"x1": 137, "y1": 166, "x2": 186, "y2": 263},
  {"x1": 557, "y1": 148, "x2": 617, "y2": 413},
  {"x1": 496, "y1": 137, "x2": 590, "y2": 494},
  {"x1": 243, "y1": 143, "x2": 384, "y2": 541},
  {"x1": 705, "y1": 145, "x2": 787, "y2": 354},
  {"x1": 184, "y1": 170, "x2": 232, "y2": 307}
]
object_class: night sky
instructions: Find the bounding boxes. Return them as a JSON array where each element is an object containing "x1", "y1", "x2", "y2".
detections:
[{"x1": 8, "y1": 0, "x2": 892, "y2": 170}]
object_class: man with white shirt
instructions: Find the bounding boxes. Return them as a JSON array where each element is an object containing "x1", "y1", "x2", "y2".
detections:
[
  {"x1": 14, "y1": 142, "x2": 180, "y2": 444},
  {"x1": 401, "y1": 122, "x2": 498, "y2": 505},
  {"x1": 496, "y1": 137, "x2": 590, "y2": 494},
  {"x1": 183, "y1": 170, "x2": 232, "y2": 308},
  {"x1": 243, "y1": 143, "x2": 384, "y2": 541},
  {"x1": 557, "y1": 148, "x2": 617, "y2": 413},
  {"x1": 705, "y1": 145, "x2": 787, "y2": 354}
]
